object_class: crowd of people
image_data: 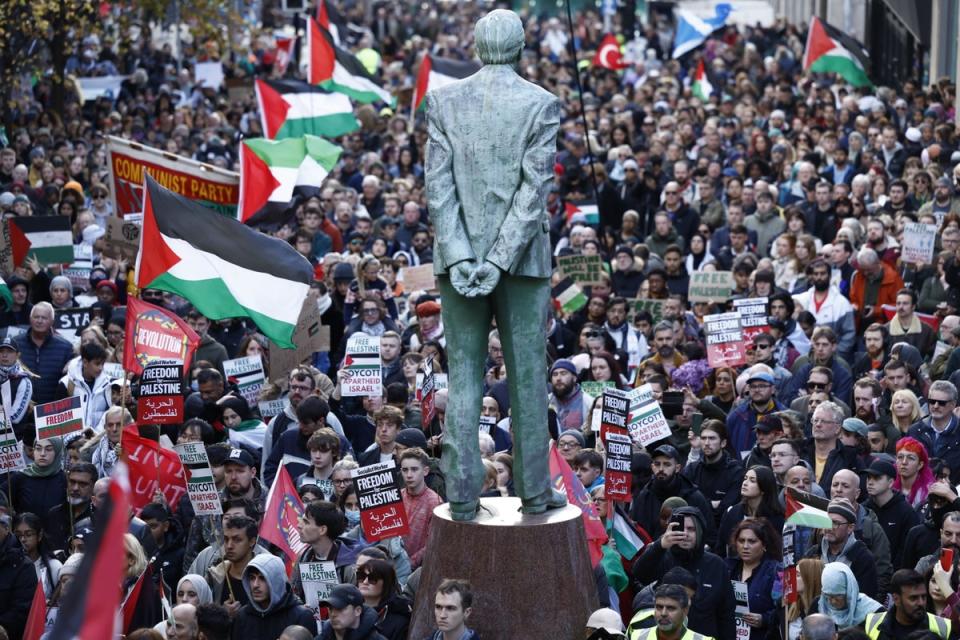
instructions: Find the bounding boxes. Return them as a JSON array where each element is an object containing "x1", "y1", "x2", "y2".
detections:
[{"x1": 0, "y1": 1, "x2": 959, "y2": 639}]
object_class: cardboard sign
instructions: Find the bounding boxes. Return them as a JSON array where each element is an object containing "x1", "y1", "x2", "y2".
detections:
[
  {"x1": 298, "y1": 561, "x2": 339, "y2": 610},
  {"x1": 479, "y1": 415, "x2": 497, "y2": 435},
  {"x1": 415, "y1": 372, "x2": 447, "y2": 401},
  {"x1": 704, "y1": 312, "x2": 747, "y2": 368},
  {"x1": 223, "y1": 356, "x2": 266, "y2": 408},
  {"x1": 420, "y1": 355, "x2": 436, "y2": 429},
  {"x1": 174, "y1": 441, "x2": 222, "y2": 516},
  {"x1": 732, "y1": 297, "x2": 769, "y2": 345},
  {"x1": 632, "y1": 298, "x2": 664, "y2": 323},
  {"x1": 399, "y1": 264, "x2": 436, "y2": 292},
  {"x1": 604, "y1": 431, "x2": 632, "y2": 501},
  {"x1": 55, "y1": 307, "x2": 93, "y2": 342},
  {"x1": 0, "y1": 409, "x2": 24, "y2": 473},
  {"x1": 107, "y1": 136, "x2": 239, "y2": 218},
  {"x1": 626, "y1": 384, "x2": 671, "y2": 447},
  {"x1": 194, "y1": 62, "x2": 225, "y2": 89},
  {"x1": 733, "y1": 579, "x2": 750, "y2": 640},
  {"x1": 351, "y1": 460, "x2": 410, "y2": 542},
  {"x1": 103, "y1": 363, "x2": 125, "y2": 381},
  {"x1": 557, "y1": 254, "x2": 604, "y2": 286},
  {"x1": 103, "y1": 218, "x2": 142, "y2": 261},
  {"x1": 902, "y1": 222, "x2": 938, "y2": 265},
  {"x1": 138, "y1": 361, "x2": 184, "y2": 424},
  {"x1": 341, "y1": 333, "x2": 381, "y2": 397},
  {"x1": 269, "y1": 292, "x2": 328, "y2": 384},
  {"x1": 581, "y1": 381, "x2": 616, "y2": 399},
  {"x1": 122, "y1": 425, "x2": 187, "y2": 514},
  {"x1": 258, "y1": 398, "x2": 289, "y2": 420},
  {"x1": 688, "y1": 271, "x2": 734, "y2": 303},
  {"x1": 34, "y1": 396, "x2": 85, "y2": 440}
]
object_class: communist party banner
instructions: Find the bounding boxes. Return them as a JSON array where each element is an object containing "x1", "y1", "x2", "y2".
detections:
[
  {"x1": 107, "y1": 136, "x2": 239, "y2": 218},
  {"x1": 123, "y1": 297, "x2": 200, "y2": 376}
]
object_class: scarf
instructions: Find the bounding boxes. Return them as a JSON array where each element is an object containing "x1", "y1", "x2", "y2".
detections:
[
  {"x1": 0, "y1": 361, "x2": 29, "y2": 385},
  {"x1": 819, "y1": 562, "x2": 882, "y2": 628},
  {"x1": 21, "y1": 437, "x2": 63, "y2": 478}
]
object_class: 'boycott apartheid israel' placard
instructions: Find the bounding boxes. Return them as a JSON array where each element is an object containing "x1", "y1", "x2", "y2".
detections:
[
  {"x1": 223, "y1": 356, "x2": 266, "y2": 408},
  {"x1": 626, "y1": 384, "x2": 671, "y2": 447},
  {"x1": 704, "y1": 312, "x2": 747, "y2": 368},
  {"x1": 34, "y1": 396, "x2": 85, "y2": 440},
  {"x1": 174, "y1": 442, "x2": 222, "y2": 516},
  {"x1": 341, "y1": 333, "x2": 382, "y2": 397},
  {"x1": 0, "y1": 409, "x2": 24, "y2": 473},
  {"x1": 351, "y1": 460, "x2": 410, "y2": 542}
]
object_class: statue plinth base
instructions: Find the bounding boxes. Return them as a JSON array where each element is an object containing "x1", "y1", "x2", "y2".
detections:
[{"x1": 409, "y1": 497, "x2": 599, "y2": 639}]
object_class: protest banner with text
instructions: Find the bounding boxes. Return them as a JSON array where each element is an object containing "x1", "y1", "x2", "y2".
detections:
[
  {"x1": 124, "y1": 297, "x2": 200, "y2": 375},
  {"x1": 122, "y1": 425, "x2": 187, "y2": 514},
  {"x1": 420, "y1": 355, "x2": 436, "y2": 430},
  {"x1": 299, "y1": 561, "x2": 339, "y2": 610},
  {"x1": 732, "y1": 298, "x2": 769, "y2": 346},
  {"x1": 351, "y1": 460, "x2": 409, "y2": 542},
  {"x1": 557, "y1": 254, "x2": 604, "y2": 286},
  {"x1": 341, "y1": 333, "x2": 382, "y2": 397},
  {"x1": 137, "y1": 361, "x2": 184, "y2": 424},
  {"x1": 604, "y1": 431, "x2": 633, "y2": 501},
  {"x1": 0, "y1": 409, "x2": 24, "y2": 473},
  {"x1": 223, "y1": 356, "x2": 266, "y2": 408},
  {"x1": 174, "y1": 442, "x2": 222, "y2": 516},
  {"x1": 34, "y1": 396, "x2": 85, "y2": 440},
  {"x1": 688, "y1": 271, "x2": 734, "y2": 303},
  {"x1": 626, "y1": 384, "x2": 671, "y2": 447},
  {"x1": 901, "y1": 222, "x2": 938, "y2": 265},
  {"x1": 704, "y1": 312, "x2": 747, "y2": 368}
]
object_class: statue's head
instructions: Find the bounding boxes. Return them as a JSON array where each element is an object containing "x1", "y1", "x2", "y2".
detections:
[{"x1": 475, "y1": 9, "x2": 524, "y2": 65}]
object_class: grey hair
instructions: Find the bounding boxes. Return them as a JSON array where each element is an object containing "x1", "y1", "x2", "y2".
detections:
[
  {"x1": 857, "y1": 247, "x2": 879, "y2": 265},
  {"x1": 813, "y1": 400, "x2": 844, "y2": 425},
  {"x1": 930, "y1": 380, "x2": 958, "y2": 403},
  {"x1": 801, "y1": 614, "x2": 837, "y2": 640}
]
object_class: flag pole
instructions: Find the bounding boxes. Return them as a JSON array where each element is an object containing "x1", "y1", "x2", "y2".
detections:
[{"x1": 564, "y1": 0, "x2": 603, "y2": 216}]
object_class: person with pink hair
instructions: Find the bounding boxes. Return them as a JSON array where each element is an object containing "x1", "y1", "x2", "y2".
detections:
[{"x1": 894, "y1": 436, "x2": 935, "y2": 509}]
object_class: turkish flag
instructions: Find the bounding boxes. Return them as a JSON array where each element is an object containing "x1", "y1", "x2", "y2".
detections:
[
  {"x1": 593, "y1": 34, "x2": 628, "y2": 70},
  {"x1": 121, "y1": 426, "x2": 188, "y2": 515}
]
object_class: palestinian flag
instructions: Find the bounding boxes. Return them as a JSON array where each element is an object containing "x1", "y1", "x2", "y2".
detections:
[
  {"x1": 273, "y1": 35, "x2": 296, "y2": 75},
  {"x1": 691, "y1": 59, "x2": 714, "y2": 101},
  {"x1": 1, "y1": 218, "x2": 31, "y2": 271},
  {"x1": 23, "y1": 580, "x2": 45, "y2": 640},
  {"x1": 255, "y1": 78, "x2": 358, "y2": 140},
  {"x1": 607, "y1": 505, "x2": 647, "y2": 561},
  {"x1": 552, "y1": 277, "x2": 587, "y2": 314},
  {"x1": 785, "y1": 487, "x2": 832, "y2": 528},
  {"x1": 565, "y1": 201, "x2": 600, "y2": 226},
  {"x1": 316, "y1": 0, "x2": 348, "y2": 45},
  {"x1": 308, "y1": 18, "x2": 394, "y2": 105},
  {"x1": 11, "y1": 216, "x2": 72, "y2": 265},
  {"x1": 0, "y1": 276, "x2": 12, "y2": 311},
  {"x1": 239, "y1": 135, "x2": 342, "y2": 225},
  {"x1": 47, "y1": 462, "x2": 132, "y2": 639},
  {"x1": 803, "y1": 16, "x2": 872, "y2": 87},
  {"x1": 412, "y1": 54, "x2": 482, "y2": 112},
  {"x1": 136, "y1": 175, "x2": 313, "y2": 349}
]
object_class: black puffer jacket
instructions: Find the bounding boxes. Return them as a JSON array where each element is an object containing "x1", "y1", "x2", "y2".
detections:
[
  {"x1": 0, "y1": 532, "x2": 39, "y2": 640},
  {"x1": 317, "y1": 605, "x2": 388, "y2": 640}
]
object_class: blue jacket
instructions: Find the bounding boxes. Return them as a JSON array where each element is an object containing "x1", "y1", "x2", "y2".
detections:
[
  {"x1": 263, "y1": 427, "x2": 352, "y2": 489},
  {"x1": 908, "y1": 415, "x2": 960, "y2": 484},
  {"x1": 783, "y1": 358, "x2": 853, "y2": 408},
  {"x1": 14, "y1": 331, "x2": 74, "y2": 404},
  {"x1": 725, "y1": 400, "x2": 785, "y2": 456},
  {"x1": 724, "y1": 557, "x2": 782, "y2": 640}
]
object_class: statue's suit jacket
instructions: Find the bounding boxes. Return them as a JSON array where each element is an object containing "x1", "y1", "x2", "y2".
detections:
[{"x1": 424, "y1": 65, "x2": 560, "y2": 278}]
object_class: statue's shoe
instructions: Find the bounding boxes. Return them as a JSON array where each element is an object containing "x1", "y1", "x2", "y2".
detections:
[
  {"x1": 449, "y1": 499, "x2": 481, "y2": 521},
  {"x1": 520, "y1": 488, "x2": 568, "y2": 515}
]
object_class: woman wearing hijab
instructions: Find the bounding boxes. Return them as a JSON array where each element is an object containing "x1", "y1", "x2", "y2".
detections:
[
  {"x1": 819, "y1": 562, "x2": 883, "y2": 630},
  {"x1": 152, "y1": 573, "x2": 214, "y2": 635},
  {"x1": 1, "y1": 437, "x2": 67, "y2": 516},
  {"x1": 218, "y1": 395, "x2": 268, "y2": 459},
  {"x1": 894, "y1": 436, "x2": 935, "y2": 509}
]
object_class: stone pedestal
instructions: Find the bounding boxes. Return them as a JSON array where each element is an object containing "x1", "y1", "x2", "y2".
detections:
[{"x1": 409, "y1": 497, "x2": 599, "y2": 639}]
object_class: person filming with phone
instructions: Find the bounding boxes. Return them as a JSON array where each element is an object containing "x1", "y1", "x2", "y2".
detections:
[{"x1": 632, "y1": 506, "x2": 735, "y2": 640}]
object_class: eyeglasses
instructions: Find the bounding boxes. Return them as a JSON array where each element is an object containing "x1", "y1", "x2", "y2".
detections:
[
  {"x1": 557, "y1": 440, "x2": 581, "y2": 450},
  {"x1": 93, "y1": 194, "x2": 106, "y2": 200},
  {"x1": 929, "y1": 398, "x2": 954, "y2": 406},
  {"x1": 289, "y1": 384, "x2": 313, "y2": 392},
  {"x1": 357, "y1": 572, "x2": 382, "y2": 583},
  {"x1": 806, "y1": 382, "x2": 828, "y2": 391},
  {"x1": 332, "y1": 478, "x2": 352, "y2": 485},
  {"x1": 362, "y1": 308, "x2": 379, "y2": 315}
]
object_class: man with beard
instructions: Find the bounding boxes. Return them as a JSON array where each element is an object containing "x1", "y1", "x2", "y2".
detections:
[
  {"x1": 769, "y1": 293, "x2": 810, "y2": 363},
  {"x1": 43, "y1": 462, "x2": 96, "y2": 551},
  {"x1": 854, "y1": 377, "x2": 898, "y2": 454},
  {"x1": 864, "y1": 570, "x2": 950, "y2": 640},
  {"x1": 683, "y1": 421, "x2": 744, "y2": 526},
  {"x1": 629, "y1": 445, "x2": 716, "y2": 547},
  {"x1": 222, "y1": 449, "x2": 266, "y2": 509},
  {"x1": 865, "y1": 219, "x2": 900, "y2": 268},
  {"x1": 785, "y1": 328, "x2": 853, "y2": 407},
  {"x1": 548, "y1": 359, "x2": 592, "y2": 432},
  {"x1": 631, "y1": 507, "x2": 735, "y2": 640},
  {"x1": 850, "y1": 248, "x2": 904, "y2": 331},
  {"x1": 902, "y1": 487, "x2": 960, "y2": 571},
  {"x1": 604, "y1": 297, "x2": 649, "y2": 374},
  {"x1": 853, "y1": 324, "x2": 890, "y2": 382},
  {"x1": 864, "y1": 459, "x2": 921, "y2": 570},
  {"x1": 726, "y1": 372, "x2": 784, "y2": 456},
  {"x1": 830, "y1": 468, "x2": 894, "y2": 598},
  {"x1": 804, "y1": 497, "x2": 879, "y2": 599},
  {"x1": 793, "y1": 259, "x2": 856, "y2": 364},
  {"x1": 638, "y1": 321, "x2": 686, "y2": 377},
  {"x1": 888, "y1": 289, "x2": 937, "y2": 355}
]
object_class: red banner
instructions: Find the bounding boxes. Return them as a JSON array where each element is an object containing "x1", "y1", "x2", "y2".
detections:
[
  {"x1": 259, "y1": 465, "x2": 308, "y2": 577},
  {"x1": 549, "y1": 444, "x2": 607, "y2": 566},
  {"x1": 121, "y1": 425, "x2": 187, "y2": 514},
  {"x1": 124, "y1": 297, "x2": 200, "y2": 376}
]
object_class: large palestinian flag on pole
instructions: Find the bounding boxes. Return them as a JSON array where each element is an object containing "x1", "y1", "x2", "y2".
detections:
[
  {"x1": 307, "y1": 18, "x2": 394, "y2": 105},
  {"x1": 255, "y1": 78, "x2": 359, "y2": 140},
  {"x1": 803, "y1": 16, "x2": 872, "y2": 87},
  {"x1": 412, "y1": 54, "x2": 482, "y2": 112},
  {"x1": 239, "y1": 135, "x2": 342, "y2": 225},
  {"x1": 135, "y1": 175, "x2": 313, "y2": 348}
]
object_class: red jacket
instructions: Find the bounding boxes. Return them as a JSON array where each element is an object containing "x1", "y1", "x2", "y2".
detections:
[{"x1": 849, "y1": 263, "x2": 904, "y2": 330}]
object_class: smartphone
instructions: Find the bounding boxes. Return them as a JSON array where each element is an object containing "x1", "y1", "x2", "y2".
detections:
[
  {"x1": 670, "y1": 513, "x2": 685, "y2": 532},
  {"x1": 692, "y1": 412, "x2": 704, "y2": 436},
  {"x1": 942, "y1": 548, "x2": 954, "y2": 571}
]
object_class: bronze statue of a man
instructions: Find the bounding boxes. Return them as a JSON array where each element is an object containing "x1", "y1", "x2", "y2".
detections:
[{"x1": 425, "y1": 9, "x2": 566, "y2": 520}]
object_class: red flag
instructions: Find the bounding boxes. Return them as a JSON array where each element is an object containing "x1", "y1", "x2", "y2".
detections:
[
  {"x1": 549, "y1": 444, "x2": 607, "y2": 566},
  {"x1": 6, "y1": 219, "x2": 31, "y2": 269},
  {"x1": 121, "y1": 425, "x2": 187, "y2": 514},
  {"x1": 593, "y1": 34, "x2": 628, "y2": 70},
  {"x1": 123, "y1": 296, "x2": 200, "y2": 376},
  {"x1": 120, "y1": 565, "x2": 152, "y2": 633},
  {"x1": 260, "y1": 465, "x2": 309, "y2": 577},
  {"x1": 48, "y1": 463, "x2": 133, "y2": 640},
  {"x1": 23, "y1": 580, "x2": 46, "y2": 640},
  {"x1": 274, "y1": 36, "x2": 296, "y2": 74}
]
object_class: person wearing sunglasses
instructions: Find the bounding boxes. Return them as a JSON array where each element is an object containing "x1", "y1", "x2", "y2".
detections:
[
  {"x1": 354, "y1": 558, "x2": 411, "y2": 640},
  {"x1": 904, "y1": 381, "x2": 960, "y2": 485}
]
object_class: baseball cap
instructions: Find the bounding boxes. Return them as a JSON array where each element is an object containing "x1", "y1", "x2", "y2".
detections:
[
  {"x1": 746, "y1": 372, "x2": 775, "y2": 385},
  {"x1": 396, "y1": 428, "x2": 428, "y2": 449},
  {"x1": 320, "y1": 584, "x2": 364, "y2": 610},
  {"x1": 0, "y1": 336, "x2": 19, "y2": 353},
  {"x1": 864, "y1": 459, "x2": 897, "y2": 479},
  {"x1": 755, "y1": 415, "x2": 783, "y2": 433},
  {"x1": 652, "y1": 444, "x2": 680, "y2": 461},
  {"x1": 586, "y1": 608, "x2": 624, "y2": 634},
  {"x1": 841, "y1": 418, "x2": 868, "y2": 438},
  {"x1": 224, "y1": 448, "x2": 255, "y2": 468}
]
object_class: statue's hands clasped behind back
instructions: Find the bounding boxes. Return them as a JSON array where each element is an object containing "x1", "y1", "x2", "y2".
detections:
[{"x1": 450, "y1": 260, "x2": 501, "y2": 298}]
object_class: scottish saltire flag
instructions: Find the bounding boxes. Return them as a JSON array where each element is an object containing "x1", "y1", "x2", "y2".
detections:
[{"x1": 672, "y1": 3, "x2": 733, "y2": 59}]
